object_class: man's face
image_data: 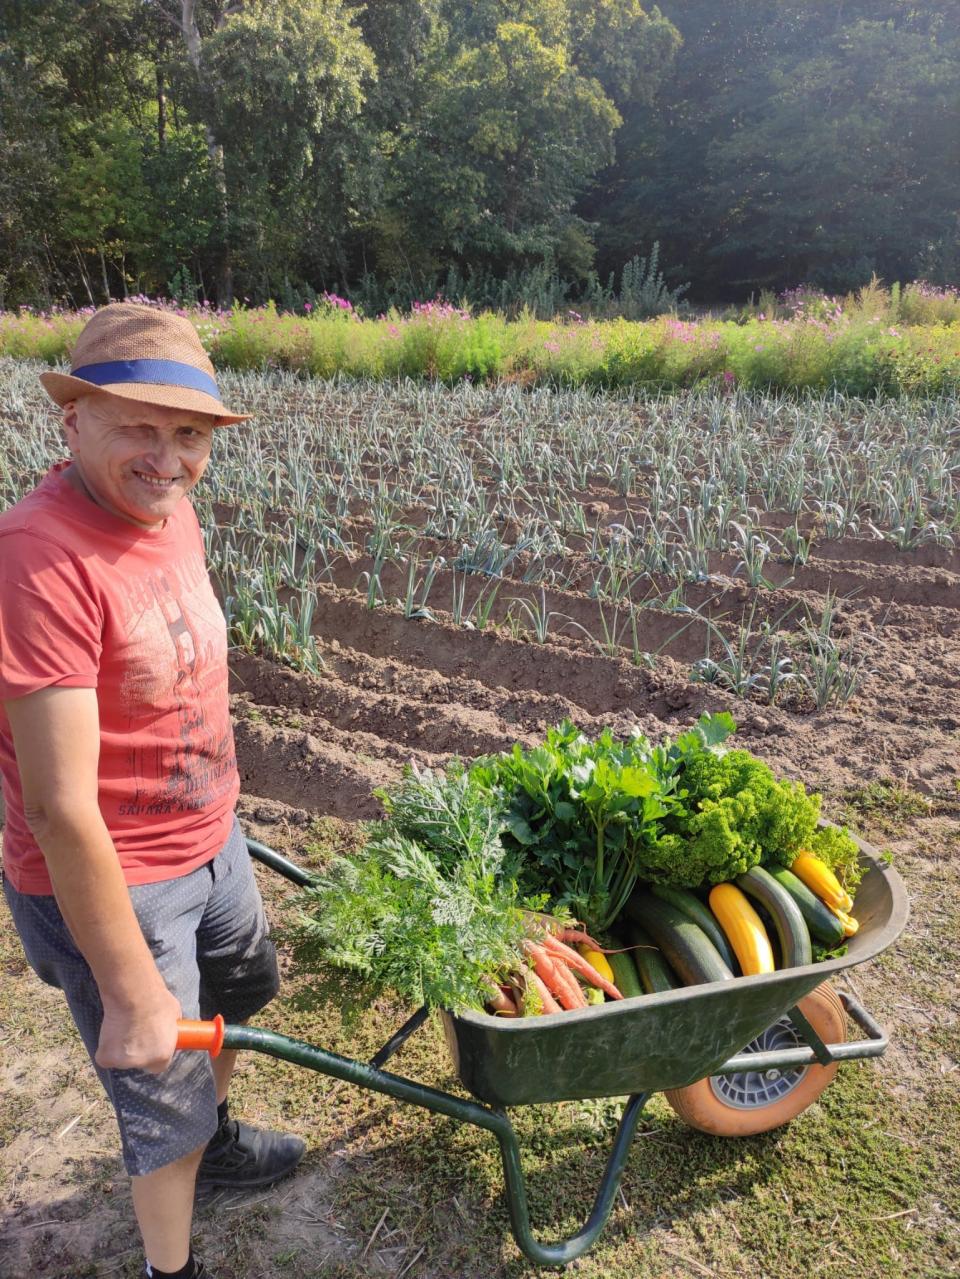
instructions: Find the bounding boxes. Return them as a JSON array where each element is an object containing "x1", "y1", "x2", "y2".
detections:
[{"x1": 63, "y1": 393, "x2": 216, "y2": 528}]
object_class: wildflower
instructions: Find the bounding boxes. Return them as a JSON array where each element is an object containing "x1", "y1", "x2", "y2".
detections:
[
  {"x1": 723, "y1": 370, "x2": 735, "y2": 385},
  {"x1": 304, "y1": 301, "x2": 313, "y2": 312}
]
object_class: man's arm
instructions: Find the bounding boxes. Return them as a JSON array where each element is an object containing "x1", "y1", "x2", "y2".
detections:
[{"x1": 5, "y1": 686, "x2": 181, "y2": 1073}]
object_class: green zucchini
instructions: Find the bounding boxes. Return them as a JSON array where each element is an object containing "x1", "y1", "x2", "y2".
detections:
[
  {"x1": 625, "y1": 895, "x2": 734, "y2": 986},
  {"x1": 628, "y1": 925, "x2": 678, "y2": 994},
  {"x1": 605, "y1": 942, "x2": 645, "y2": 999},
  {"x1": 650, "y1": 883, "x2": 739, "y2": 973},
  {"x1": 765, "y1": 865, "x2": 846, "y2": 946},
  {"x1": 736, "y1": 865, "x2": 812, "y2": 968}
]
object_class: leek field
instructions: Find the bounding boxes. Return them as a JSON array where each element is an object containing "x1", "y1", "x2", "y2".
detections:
[{"x1": 0, "y1": 353, "x2": 957, "y2": 1278}]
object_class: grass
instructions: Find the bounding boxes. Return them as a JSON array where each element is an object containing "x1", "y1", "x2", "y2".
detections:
[
  {"x1": 838, "y1": 782, "x2": 933, "y2": 834},
  {"x1": 3, "y1": 284, "x2": 960, "y2": 396}
]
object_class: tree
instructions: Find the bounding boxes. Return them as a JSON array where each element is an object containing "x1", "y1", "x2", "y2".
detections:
[
  {"x1": 366, "y1": 1, "x2": 677, "y2": 288},
  {"x1": 582, "y1": 1, "x2": 960, "y2": 297}
]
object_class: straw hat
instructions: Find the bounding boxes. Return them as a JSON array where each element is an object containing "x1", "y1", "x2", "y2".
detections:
[{"x1": 39, "y1": 303, "x2": 251, "y2": 425}]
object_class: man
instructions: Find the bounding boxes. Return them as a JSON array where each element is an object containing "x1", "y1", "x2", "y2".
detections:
[{"x1": 0, "y1": 304, "x2": 304, "y2": 1279}]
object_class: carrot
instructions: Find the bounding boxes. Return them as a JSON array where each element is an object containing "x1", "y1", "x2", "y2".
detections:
[
  {"x1": 557, "y1": 928, "x2": 605, "y2": 951},
  {"x1": 528, "y1": 971, "x2": 562, "y2": 1015},
  {"x1": 483, "y1": 983, "x2": 517, "y2": 1016},
  {"x1": 541, "y1": 949, "x2": 588, "y2": 1010},
  {"x1": 524, "y1": 942, "x2": 585, "y2": 1010},
  {"x1": 541, "y1": 933, "x2": 623, "y2": 1000}
]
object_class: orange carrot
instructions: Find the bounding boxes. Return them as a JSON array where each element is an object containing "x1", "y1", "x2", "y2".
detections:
[
  {"x1": 542, "y1": 933, "x2": 623, "y2": 1000},
  {"x1": 542, "y1": 948, "x2": 588, "y2": 1010},
  {"x1": 483, "y1": 982, "x2": 517, "y2": 1016},
  {"x1": 529, "y1": 972, "x2": 562, "y2": 1014},
  {"x1": 524, "y1": 942, "x2": 584, "y2": 1010},
  {"x1": 557, "y1": 928, "x2": 605, "y2": 951}
]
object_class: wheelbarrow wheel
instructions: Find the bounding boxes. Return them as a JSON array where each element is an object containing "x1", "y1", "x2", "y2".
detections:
[{"x1": 664, "y1": 982, "x2": 846, "y2": 1136}]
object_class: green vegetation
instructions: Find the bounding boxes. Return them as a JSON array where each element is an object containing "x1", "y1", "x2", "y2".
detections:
[
  {"x1": 2, "y1": 2, "x2": 957, "y2": 310},
  {"x1": 3, "y1": 284, "x2": 960, "y2": 396},
  {"x1": 839, "y1": 782, "x2": 934, "y2": 835},
  {"x1": 289, "y1": 714, "x2": 862, "y2": 1009}
]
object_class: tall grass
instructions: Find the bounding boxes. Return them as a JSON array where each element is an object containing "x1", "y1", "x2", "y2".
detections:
[{"x1": 2, "y1": 281, "x2": 959, "y2": 396}]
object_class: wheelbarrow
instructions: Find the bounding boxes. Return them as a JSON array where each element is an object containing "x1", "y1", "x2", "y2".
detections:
[{"x1": 176, "y1": 830, "x2": 908, "y2": 1268}]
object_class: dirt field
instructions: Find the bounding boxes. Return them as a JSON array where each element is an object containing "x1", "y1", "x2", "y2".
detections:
[{"x1": 1, "y1": 372, "x2": 958, "y2": 1277}]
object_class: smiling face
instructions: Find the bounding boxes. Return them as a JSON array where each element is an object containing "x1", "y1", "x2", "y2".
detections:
[{"x1": 62, "y1": 392, "x2": 217, "y2": 528}]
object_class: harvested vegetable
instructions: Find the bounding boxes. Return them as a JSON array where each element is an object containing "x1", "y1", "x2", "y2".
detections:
[
  {"x1": 541, "y1": 934, "x2": 623, "y2": 1000},
  {"x1": 575, "y1": 944, "x2": 616, "y2": 987},
  {"x1": 791, "y1": 852, "x2": 855, "y2": 911},
  {"x1": 708, "y1": 883, "x2": 775, "y2": 975},
  {"x1": 736, "y1": 866, "x2": 812, "y2": 969},
  {"x1": 288, "y1": 714, "x2": 870, "y2": 1018},
  {"x1": 626, "y1": 894, "x2": 735, "y2": 985}
]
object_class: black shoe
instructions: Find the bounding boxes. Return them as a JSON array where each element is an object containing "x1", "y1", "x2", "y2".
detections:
[
  {"x1": 196, "y1": 1118, "x2": 305, "y2": 1189},
  {"x1": 143, "y1": 1261, "x2": 212, "y2": 1279}
]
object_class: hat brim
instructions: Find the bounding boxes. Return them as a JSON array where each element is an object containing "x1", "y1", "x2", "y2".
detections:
[{"x1": 38, "y1": 371, "x2": 252, "y2": 426}]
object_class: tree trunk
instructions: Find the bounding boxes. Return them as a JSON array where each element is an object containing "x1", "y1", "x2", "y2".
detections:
[
  {"x1": 156, "y1": 63, "x2": 167, "y2": 148},
  {"x1": 180, "y1": 0, "x2": 235, "y2": 306},
  {"x1": 99, "y1": 247, "x2": 111, "y2": 302},
  {"x1": 74, "y1": 246, "x2": 96, "y2": 306}
]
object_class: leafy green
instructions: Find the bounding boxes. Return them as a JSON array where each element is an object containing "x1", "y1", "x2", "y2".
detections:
[
  {"x1": 469, "y1": 721, "x2": 664, "y2": 930},
  {"x1": 468, "y1": 713, "x2": 737, "y2": 928},
  {"x1": 643, "y1": 748, "x2": 822, "y2": 888},
  {"x1": 374, "y1": 760, "x2": 512, "y2": 871},
  {"x1": 289, "y1": 820, "x2": 535, "y2": 1014}
]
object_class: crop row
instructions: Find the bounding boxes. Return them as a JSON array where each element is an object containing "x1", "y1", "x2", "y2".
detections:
[{"x1": 2, "y1": 363, "x2": 957, "y2": 708}]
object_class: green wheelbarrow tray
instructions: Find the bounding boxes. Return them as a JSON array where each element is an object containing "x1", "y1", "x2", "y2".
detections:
[
  {"x1": 180, "y1": 828, "x2": 906, "y2": 1268},
  {"x1": 442, "y1": 831, "x2": 907, "y2": 1106}
]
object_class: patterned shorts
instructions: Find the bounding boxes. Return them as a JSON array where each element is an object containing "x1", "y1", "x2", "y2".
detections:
[{"x1": 3, "y1": 816, "x2": 280, "y2": 1176}]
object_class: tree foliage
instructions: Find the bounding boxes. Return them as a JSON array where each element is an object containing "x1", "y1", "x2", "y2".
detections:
[{"x1": 0, "y1": 0, "x2": 956, "y2": 307}]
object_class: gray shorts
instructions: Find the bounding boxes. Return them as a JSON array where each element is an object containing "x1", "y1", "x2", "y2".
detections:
[{"x1": 3, "y1": 816, "x2": 280, "y2": 1176}]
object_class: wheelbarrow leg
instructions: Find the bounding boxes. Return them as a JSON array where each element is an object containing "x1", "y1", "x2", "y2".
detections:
[
  {"x1": 492, "y1": 1092, "x2": 650, "y2": 1268},
  {"x1": 181, "y1": 1020, "x2": 649, "y2": 1268}
]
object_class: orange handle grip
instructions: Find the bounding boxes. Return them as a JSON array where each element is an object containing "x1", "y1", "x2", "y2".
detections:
[{"x1": 175, "y1": 1013, "x2": 225, "y2": 1057}]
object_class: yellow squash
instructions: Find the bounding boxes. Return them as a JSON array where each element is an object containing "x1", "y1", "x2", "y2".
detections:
[
  {"x1": 576, "y1": 944, "x2": 616, "y2": 986},
  {"x1": 791, "y1": 852, "x2": 854, "y2": 912},
  {"x1": 708, "y1": 883, "x2": 775, "y2": 975},
  {"x1": 830, "y1": 906, "x2": 860, "y2": 937}
]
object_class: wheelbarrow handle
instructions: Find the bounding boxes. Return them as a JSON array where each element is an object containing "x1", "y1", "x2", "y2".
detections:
[{"x1": 176, "y1": 1015, "x2": 225, "y2": 1057}]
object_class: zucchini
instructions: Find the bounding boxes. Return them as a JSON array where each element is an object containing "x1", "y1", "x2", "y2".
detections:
[
  {"x1": 625, "y1": 895, "x2": 734, "y2": 986},
  {"x1": 765, "y1": 865, "x2": 845, "y2": 946},
  {"x1": 605, "y1": 941, "x2": 645, "y2": 999},
  {"x1": 650, "y1": 883, "x2": 739, "y2": 973},
  {"x1": 736, "y1": 865, "x2": 812, "y2": 969},
  {"x1": 626, "y1": 925, "x2": 677, "y2": 994},
  {"x1": 709, "y1": 883, "x2": 775, "y2": 975}
]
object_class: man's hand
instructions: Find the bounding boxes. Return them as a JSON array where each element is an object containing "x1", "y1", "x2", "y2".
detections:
[{"x1": 96, "y1": 985, "x2": 183, "y2": 1074}]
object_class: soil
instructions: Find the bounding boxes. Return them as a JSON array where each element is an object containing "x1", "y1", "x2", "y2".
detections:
[{"x1": 2, "y1": 524, "x2": 958, "y2": 1278}]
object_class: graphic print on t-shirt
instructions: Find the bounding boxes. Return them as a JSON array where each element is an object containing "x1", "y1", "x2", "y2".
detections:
[{"x1": 114, "y1": 548, "x2": 236, "y2": 818}]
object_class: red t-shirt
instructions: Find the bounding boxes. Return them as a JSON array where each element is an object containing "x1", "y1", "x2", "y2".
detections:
[{"x1": 0, "y1": 462, "x2": 239, "y2": 894}]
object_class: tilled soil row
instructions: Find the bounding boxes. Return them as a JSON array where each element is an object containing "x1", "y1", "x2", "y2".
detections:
[{"x1": 230, "y1": 546, "x2": 960, "y2": 823}]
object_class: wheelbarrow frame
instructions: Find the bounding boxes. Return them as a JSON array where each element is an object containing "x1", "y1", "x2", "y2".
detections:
[{"x1": 227, "y1": 828, "x2": 907, "y2": 1268}]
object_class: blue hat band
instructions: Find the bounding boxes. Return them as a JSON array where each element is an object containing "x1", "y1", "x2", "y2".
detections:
[{"x1": 70, "y1": 359, "x2": 220, "y2": 400}]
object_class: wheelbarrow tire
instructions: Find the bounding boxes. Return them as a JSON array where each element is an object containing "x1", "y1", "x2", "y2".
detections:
[{"x1": 664, "y1": 982, "x2": 846, "y2": 1136}]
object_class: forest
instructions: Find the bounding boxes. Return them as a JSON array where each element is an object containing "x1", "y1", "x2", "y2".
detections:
[{"x1": 2, "y1": 1, "x2": 958, "y2": 311}]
